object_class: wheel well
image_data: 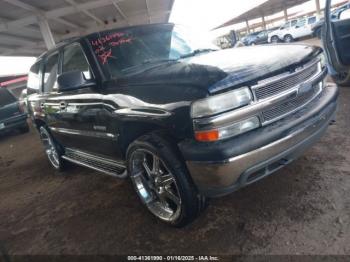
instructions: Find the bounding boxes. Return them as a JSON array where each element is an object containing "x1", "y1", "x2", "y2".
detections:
[
  {"x1": 119, "y1": 122, "x2": 181, "y2": 160},
  {"x1": 33, "y1": 119, "x2": 46, "y2": 130}
]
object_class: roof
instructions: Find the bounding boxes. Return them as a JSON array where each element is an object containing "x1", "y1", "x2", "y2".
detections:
[
  {"x1": 0, "y1": 0, "x2": 174, "y2": 57},
  {"x1": 215, "y1": 0, "x2": 312, "y2": 29}
]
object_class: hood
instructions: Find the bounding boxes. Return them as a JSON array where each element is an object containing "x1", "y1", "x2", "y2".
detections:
[{"x1": 113, "y1": 44, "x2": 321, "y2": 94}]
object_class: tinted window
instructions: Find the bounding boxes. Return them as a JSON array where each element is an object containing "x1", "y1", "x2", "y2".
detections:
[
  {"x1": 308, "y1": 17, "x2": 317, "y2": 24},
  {"x1": 0, "y1": 88, "x2": 16, "y2": 107},
  {"x1": 296, "y1": 19, "x2": 306, "y2": 27},
  {"x1": 63, "y1": 44, "x2": 92, "y2": 79},
  {"x1": 43, "y1": 53, "x2": 59, "y2": 93},
  {"x1": 88, "y1": 24, "x2": 218, "y2": 78},
  {"x1": 291, "y1": 20, "x2": 298, "y2": 27},
  {"x1": 27, "y1": 61, "x2": 41, "y2": 91}
]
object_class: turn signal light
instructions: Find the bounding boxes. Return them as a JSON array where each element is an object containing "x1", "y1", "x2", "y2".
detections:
[{"x1": 195, "y1": 130, "x2": 219, "y2": 142}]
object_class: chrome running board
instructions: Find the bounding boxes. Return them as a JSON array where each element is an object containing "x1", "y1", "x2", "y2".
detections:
[{"x1": 62, "y1": 148, "x2": 127, "y2": 178}]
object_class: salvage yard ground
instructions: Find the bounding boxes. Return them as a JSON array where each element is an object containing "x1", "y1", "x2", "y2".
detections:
[{"x1": 0, "y1": 39, "x2": 349, "y2": 255}]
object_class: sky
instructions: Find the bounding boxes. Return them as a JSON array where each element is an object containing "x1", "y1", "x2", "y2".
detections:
[{"x1": 0, "y1": 0, "x2": 347, "y2": 77}]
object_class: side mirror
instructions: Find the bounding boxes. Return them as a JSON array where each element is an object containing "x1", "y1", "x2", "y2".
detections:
[{"x1": 58, "y1": 71, "x2": 96, "y2": 92}]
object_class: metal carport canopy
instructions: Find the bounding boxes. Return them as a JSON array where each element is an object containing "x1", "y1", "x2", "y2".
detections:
[
  {"x1": 0, "y1": 0, "x2": 174, "y2": 56},
  {"x1": 215, "y1": 0, "x2": 313, "y2": 29}
]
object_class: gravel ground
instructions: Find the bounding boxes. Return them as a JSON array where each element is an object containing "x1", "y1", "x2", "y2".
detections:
[{"x1": 0, "y1": 40, "x2": 349, "y2": 256}]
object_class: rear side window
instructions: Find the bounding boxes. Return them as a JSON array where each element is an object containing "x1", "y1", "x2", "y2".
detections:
[
  {"x1": 291, "y1": 20, "x2": 298, "y2": 27},
  {"x1": 0, "y1": 88, "x2": 16, "y2": 107},
  {"x1": 43, "y1": 53, "x2": 59, "y2": 93},
  {"x1": 62, "y1": 44, "x2": 92, "y2": 80},
  {"x1": 27, "y1": 61, "x2": 41, "y2": 91},
  {"x1": 308, "y1": 17, "x2": 317, "y2": 24}
]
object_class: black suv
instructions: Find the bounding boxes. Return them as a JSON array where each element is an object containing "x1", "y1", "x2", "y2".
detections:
[
  {"x1": 27, "y1": 23, "x2": 338, "y2": 226},
  {"x1": 0, "y1": 88, "x2": 29, "y2": 135}
]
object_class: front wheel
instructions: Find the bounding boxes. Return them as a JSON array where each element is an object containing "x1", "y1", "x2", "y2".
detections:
[
  {"x1": 39, "y1": 126, "x2": 66, "y2": 171},
  {"x1": 127, "y1": 133, "x2": 207, "y2": 227},
  {"x1": 284, "y1": 34, "x2": 294, "y2": 43},
  {"x1": 271, "y1": 36, "x2": 280, "y2": 43}
]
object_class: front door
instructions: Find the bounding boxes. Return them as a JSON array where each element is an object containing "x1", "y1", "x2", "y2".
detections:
[{"x1": 323, "y1": 0, "x2": 350, "y2": 86}]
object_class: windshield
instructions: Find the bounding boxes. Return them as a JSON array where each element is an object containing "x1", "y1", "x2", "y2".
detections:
[
  {"x1": 0, "y1": 88, "x2": 16, "y2": 107},
  {"x1": 88, "y1": 24, "x2": 218, "y2": 78}
]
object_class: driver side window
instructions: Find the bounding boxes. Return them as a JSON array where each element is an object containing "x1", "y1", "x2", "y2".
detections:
[{"x1": 62, "y1": 44, "x2": 92, "y2": 80}]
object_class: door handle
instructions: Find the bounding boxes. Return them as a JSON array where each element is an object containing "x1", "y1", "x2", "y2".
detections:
[{"x1": 60, "y1": 102, "x2": 67, "y2": 110}]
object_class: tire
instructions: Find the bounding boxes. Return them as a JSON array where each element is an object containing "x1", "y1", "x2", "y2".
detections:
[
  {"x1": 284, "y1": 34, "x2": 294, "y2": 43},
  {"x1": 127, "y1": 132, "x2": 207, "y2": 227},
  {"x1": 271, "y1": 36, "x2": 280, "y2": 43},
  {"x1": 19, "y1": 123, "x2": 29, "y2": 133},
  {"x1": 39, "y1": 126, "x2": 66, "y2": 171},
  {"x1": 315, "y1": 28, "x2": 322, "y2": 39},
  {"x1": 333, "y1": 70, "x2": 350, "y2": 87}
]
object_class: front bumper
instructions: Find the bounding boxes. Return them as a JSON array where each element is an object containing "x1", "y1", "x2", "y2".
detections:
[
  {"x1": 0, "y1": 114, "x2": 27, "y2": 133},
  {"x1": 181, "y1": 83, "x2": 338, "y2": 197}
]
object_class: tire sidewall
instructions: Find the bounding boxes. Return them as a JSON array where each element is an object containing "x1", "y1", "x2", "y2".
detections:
[
  {"x1": 126, "y1": 133, "x2": 202, "y2": 227},
  {"x1": 39, "y1": 126, "x2": 64, "y2": 171}
]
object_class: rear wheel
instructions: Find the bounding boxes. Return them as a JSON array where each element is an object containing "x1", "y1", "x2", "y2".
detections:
[
  {"x1": 315, "y1": 28, "x2": 322, "y2": 39},
  {"x1": 39, "y1": 126, "x2": 65, "y2": 171},
  {"x1": 284, "y1": 34, "x2": 294, "y2": 43},
  {"x1": 127, "y1": 133, "x2": 206, "y2": 227},
  {"x1": 271, "y1": 36, "x2": 280, "y2": 43}
]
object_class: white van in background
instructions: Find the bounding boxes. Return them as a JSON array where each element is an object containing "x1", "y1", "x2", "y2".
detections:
[{"x1": 268, "y1": 16, "x2": 319, "y2": 43}]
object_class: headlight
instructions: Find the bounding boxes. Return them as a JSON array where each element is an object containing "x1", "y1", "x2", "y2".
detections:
[
  {"x1": 194, "y1": 116, "x2": 260, "y2": 142},
  {"x1": 319, "y1": 53, "x2": 326, "y2": 68},
  {"x1": 191, "y1": 87, "x2": 252, "y2": 118}
]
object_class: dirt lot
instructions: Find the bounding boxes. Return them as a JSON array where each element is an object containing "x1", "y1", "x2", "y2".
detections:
[{"x1": 1, "y1": 43, "x2": 350, "y2": 256}]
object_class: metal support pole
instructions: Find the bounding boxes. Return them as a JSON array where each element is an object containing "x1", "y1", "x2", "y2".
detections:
[
  {"x1": 245, "y1": 19, "x2": 250, "y2": 34},
  {"x1": 37, "y1": 16, "x2": 55, "y2": 50},
  {"x1": 262, "y1": 15, "x2": 267, "y2": 30},
  {"x1": 284, "y1": 8, "x2": 288, "y2": 22},
  {"x1": 315, "y1": 0, "x2": 321, "y2": 18}
]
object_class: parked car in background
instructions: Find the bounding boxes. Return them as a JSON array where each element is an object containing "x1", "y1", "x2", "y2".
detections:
[
  {"x1": 27, "y1": 23, "x2": 337, "y2": 227},
  {"x1": 268, "y1": 16, "x2": 319, "y2": 43},
  {"x1": 242, "y1": 28, "x2": 278, "y2": 46},
  {"x1": 242, "y1": 32, "x2": 260, "y2": 46},
  {"x1": 323, "y1": 0, "x2": 350, "y2": 86},
  {"x1": 312, "y1": 2, "x2": 350, "y2": 39},
  {"x1": 0, "y1": 88, "x2": 29, "y2": 134}
]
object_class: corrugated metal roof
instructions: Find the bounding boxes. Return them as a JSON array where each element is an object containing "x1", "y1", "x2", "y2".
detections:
[
  {"x1": 0, "y1": 0, "x2": 174, "y2": 56},
  {"x1": 215, "y1": 0, "x2": 312, "y2": 29}
]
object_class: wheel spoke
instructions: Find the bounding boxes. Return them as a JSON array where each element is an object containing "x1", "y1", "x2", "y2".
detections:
[
  {"x1": 162, "y1": 188, "x2": 181, "y2": 206},
  {"x1": 158, "y1": 174, "x2": 174, "y2": 187},
  {"x1": 142, "y1": 159, "x2": 152, "y2": 178},
  {"x1": 152, "y1": 155, "x2": 160, "y2": 175}
]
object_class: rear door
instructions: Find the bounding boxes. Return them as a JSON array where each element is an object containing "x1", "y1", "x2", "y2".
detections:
[{"x1": 323, "y1": 0, "x2": 350, "y2": 85}]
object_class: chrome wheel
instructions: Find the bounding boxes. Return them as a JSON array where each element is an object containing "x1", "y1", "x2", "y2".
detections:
[
  {"x1": 130, "y1": 149, "x2": 182, "y2": 222},
  {"x1": 40, "y1": 127, "x2": 60, "y2": 169}
]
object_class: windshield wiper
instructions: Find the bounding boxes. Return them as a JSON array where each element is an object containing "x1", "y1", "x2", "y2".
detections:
[{"x1": 179, "y1": 49, "x2": 218, "y2": 59}]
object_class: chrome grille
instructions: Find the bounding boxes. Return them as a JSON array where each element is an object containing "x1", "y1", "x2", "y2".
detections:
[
  {"x1": 253, "y1": 61, "x2": 319, "y2": 100},
  {"x1": 262, "y1": 84, "x2": 322, "y2": 123}
]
